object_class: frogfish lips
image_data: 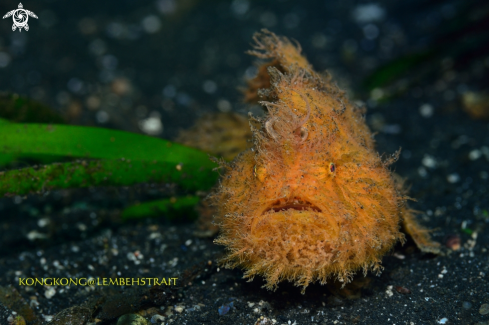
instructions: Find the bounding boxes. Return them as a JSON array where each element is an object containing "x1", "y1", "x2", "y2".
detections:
[{"x1": 264, "y1": 197, "x2": 322, "y2": 214}]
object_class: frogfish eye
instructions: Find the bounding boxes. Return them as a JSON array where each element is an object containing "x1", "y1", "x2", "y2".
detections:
[
  {"x1": 254, "y1": 165, "x2": 267, "y2": 182},
  {"x1": 329, "y1": 162, "x2": 336, "y2": 174},
  {"x1": 300, "y1": 127, "x2": 308, "y2": 142}
]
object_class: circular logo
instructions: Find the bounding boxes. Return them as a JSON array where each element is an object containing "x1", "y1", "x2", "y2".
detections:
[{"x1": 13, "y1": 10, "x2": 28, "y2": 27}]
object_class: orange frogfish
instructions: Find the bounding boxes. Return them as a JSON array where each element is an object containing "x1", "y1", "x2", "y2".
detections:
[{"x1": 211, "y1": 30, "x2": 441, "y2": 293}]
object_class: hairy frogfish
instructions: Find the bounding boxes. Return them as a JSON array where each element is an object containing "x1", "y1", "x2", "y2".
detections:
[{"x1": 210, "y1": 30, "x2": 441, "y2": 293}]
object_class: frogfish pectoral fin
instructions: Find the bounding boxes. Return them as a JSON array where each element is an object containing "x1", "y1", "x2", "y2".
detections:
[{"x1": 402, "y1": 208, "x2": 444, "y2": 255}]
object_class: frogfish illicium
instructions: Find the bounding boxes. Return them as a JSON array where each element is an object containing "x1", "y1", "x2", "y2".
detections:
[{"x1": 210, "y1": 30, "x2": 440, "y2": 293}]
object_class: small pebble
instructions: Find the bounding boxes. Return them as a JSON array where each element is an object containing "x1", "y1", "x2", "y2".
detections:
[
  {"x1": 142, "y1": 15, "x2": 161, "y2": 33},
  {"x1": 117, "y1": 314, "x2": 149, "y2": 325},
  {"x1": 395, "y1": 286, "x2": 411, "y2": 294},
  {"x1": 139, "y1": 114, "x2": 163, "y2": 135},
  {"x1": 422, "y1": 155, "x2": 437, "y2": 168},
  {"x1": 352, "y1": 4, "x2": 385, "y2": 23},
  {"x1": 437, "y1": 318, "x2": 448, "y2": 324},
  {"x1": 219, "y1": 304, "x2": 230, "y2": 316},
  {"x1": 8, "y1": 315, "x2": 26, "y2": 325},
  {"x1": 218, "y1": 303, "x2": 233, "y2": 316},
  {"x1": 37, "y1": 218, "x2": 50, "y2": 227},
  {"x1": 419, "y1": 103, "x2": 434, "y2": 117},
  {"x1": 447, "y1": 173, "x2": 460, "y2": 183},
  {"x1": 44, "y1": 287, "x2": 56, "y2": 299},
  {"x1": 150, "y1": 314, "x2": 165, "y2": 323},
  {"x1": 480, "y1": 303, "x2": 489, "y2": 315},
  {"x1": 445, "y1": 235, "x2": 461, "y2": 250},
  {"x1": 469, "y1": 149, "x2": 481, "y2": 160},
  {"x1": 217, "y1": 99, "x2": 232, "y2": 112},
  {"x1": 42, "y1": 315, "x2": 54, "y2": 322},
  {"x1": 26, "y1": 230, "x2": 48, "y2": 241},
  {"x1": 393, "y1": 252, "x2": 405, "y2": 259},
  {"x1": 462, "y1": 301, "x2": 472, "y2": 309}
]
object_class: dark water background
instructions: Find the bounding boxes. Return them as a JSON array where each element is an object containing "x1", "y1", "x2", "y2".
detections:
[{"x1": 1, "y1": 0, "x2": 481, "y2": 136}]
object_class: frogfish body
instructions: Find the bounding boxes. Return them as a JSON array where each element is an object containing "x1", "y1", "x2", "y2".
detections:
[{"x1": 211, "y1": 30, "x2": 440, "y2": 293}]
